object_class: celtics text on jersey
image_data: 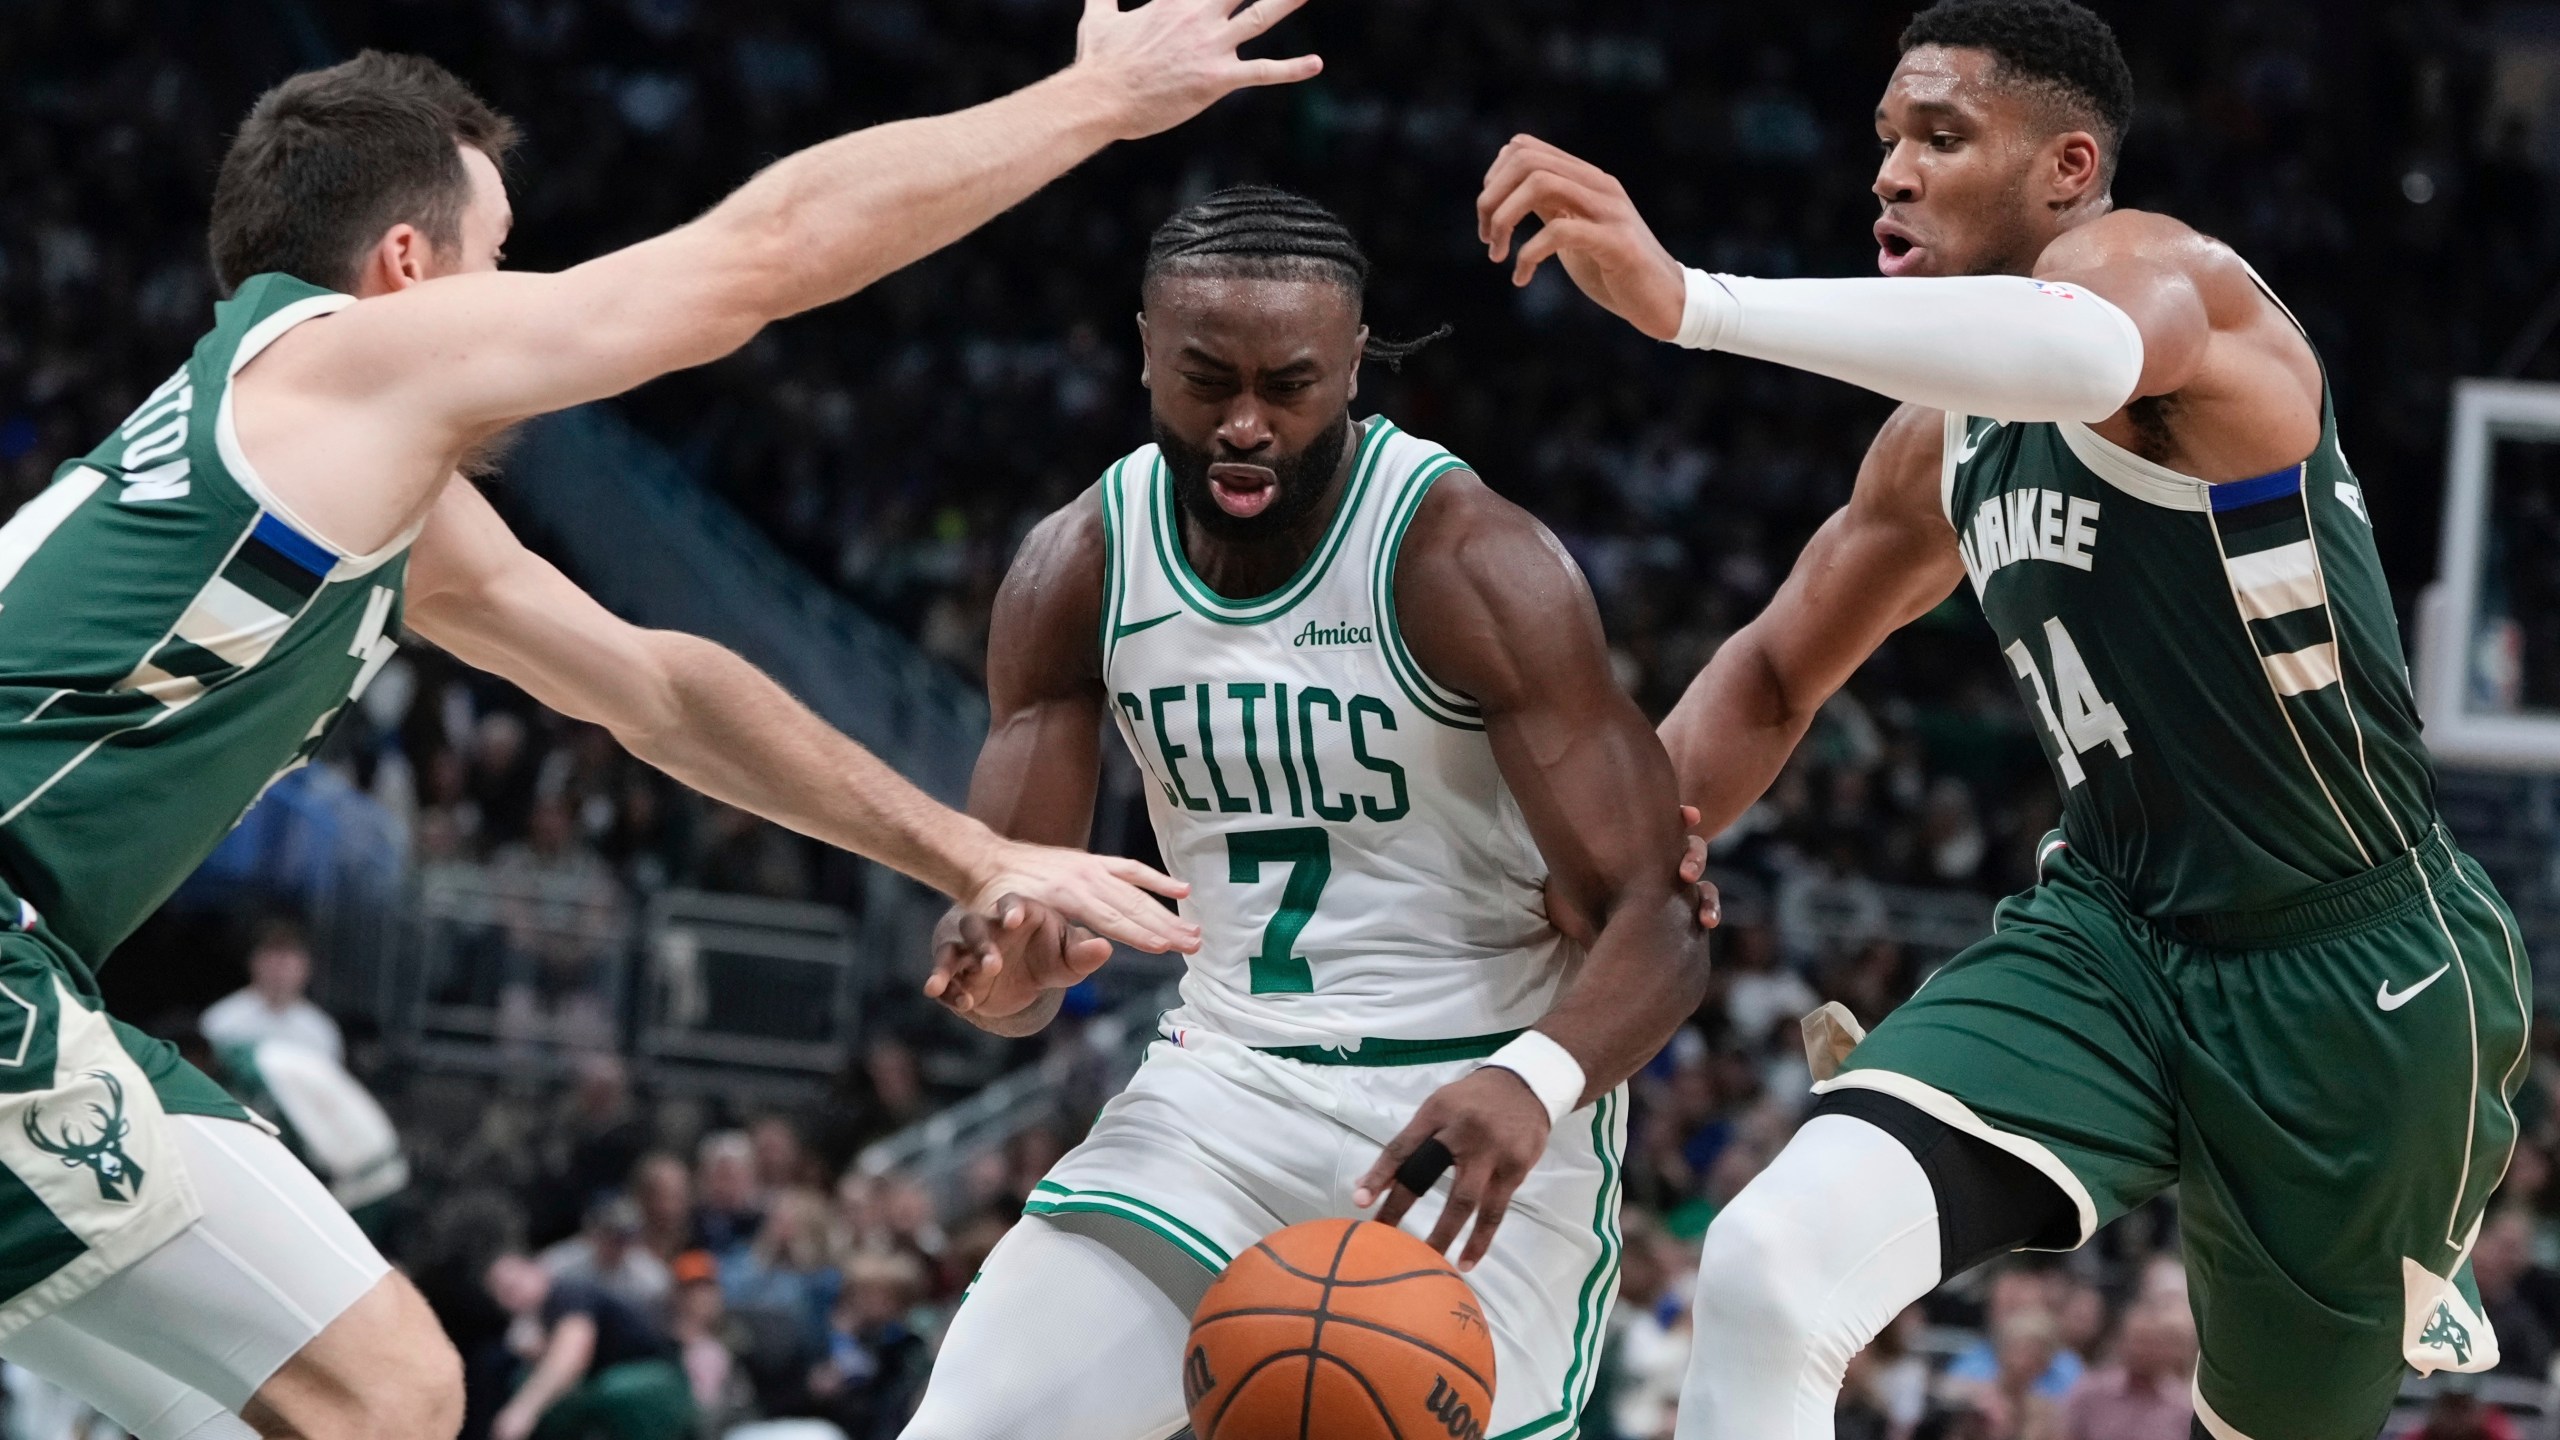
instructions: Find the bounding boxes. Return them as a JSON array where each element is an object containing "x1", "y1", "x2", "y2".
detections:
[
  {"x1": 0, "y1": 273, "x2": 415, "y2": 969},
  {"x1": 1941, "y1": 289, "x2": 2435, "y2": 917},
  {"x1": 1096, "y1": 418, "x2": 1571, "y2": 1054}
]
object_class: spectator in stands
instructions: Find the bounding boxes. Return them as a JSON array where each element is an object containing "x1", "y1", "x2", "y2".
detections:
[
  {"x1": 667, "y1": 1250, "x2": 752, "y2": 1432},
  {"x1": 538, "y1": 1194, "x2": 672, "y2": 1317},
  {"x1": 695, "y1": 1129, "x2": 767, "y2": 1257},
  {"x1": 752, "y1": 1114, "x2": 824, "y2": 1194},
  {"x1": 804, "y1": 1250, "x2": 930, "y2": 1440},
  {"x1": 200, "y1": 917, "x2": 343, "y2": 1063},
  {"x1": 723, "y1": 1188, "x2": 841, "y2": 1353},
  {"x1": 2471, "y1": 1205, "x2": 2560, "y2": 1379},
  {"x1": 491, "y1": 792, "x2": 627, "y2": 1048},
  {"x1": 486, "y1": 1251, "x2": 695, "y2": 1440},
  {"x1": 1942, "y1": 1267, "x2": 2087, "y2": 1402},
  {"x1": 1943, "y1": 1308, "x2": 2069, "y2": 1440},
  {"x1": 630, "y1": 1152, "x2": 695, "y2": 1266},
  {"x1": 1594, "y1": 1207, "x2": 1692, "y2": 1440},
  {"x1": 2060, "y1": 1298, "x2": 2195, "y2": 1440},
  {"x1": 1846, "y1": 1306, "x2": 1933, "y2": 1440},
  {"x1": 532, "y1": 1053, "x2": 651, "y2": 1246},
  {"x1": 2410, "y1": 1380, "x2": 2522, "y2": 1440}
]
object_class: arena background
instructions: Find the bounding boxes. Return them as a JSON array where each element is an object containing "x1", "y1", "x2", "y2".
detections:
[{"x1": 8, "y1": 1, "x2": 2560, "y2": 1437}]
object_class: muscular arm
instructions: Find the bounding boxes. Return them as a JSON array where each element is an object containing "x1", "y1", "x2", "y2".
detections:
[
  {"x1": 1398, "y1": 473, "x2": 1709, "y2": 1094},
  {"x1": 404, "y1": 482, "x2": 1189, "y2": 952},
  {"x1": 919, "y1": 490, "x2": 1127, "y2": 1037},
  {"x1": 1661, "y1": 404, "x2": 1966, "y2": 837},
  {"x1": 492, "y1": 1313, "x2": 594, "y2": 1440},
  {"x1": 235, "y1": 0, "x2": 1319, "y2": 553},
  {"x1": 1356, "y1": 474, "x2": 1709, "y2": 1267}
]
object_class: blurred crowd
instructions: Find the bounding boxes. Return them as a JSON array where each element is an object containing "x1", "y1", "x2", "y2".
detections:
[{"x1": 9, "y1": 0, "x2": 2560, "y2": 1436}]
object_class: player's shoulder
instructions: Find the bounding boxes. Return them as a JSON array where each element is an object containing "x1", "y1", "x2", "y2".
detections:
[{"x1": 2036, "y1": 208, "x2": 2256, "y2": 295}]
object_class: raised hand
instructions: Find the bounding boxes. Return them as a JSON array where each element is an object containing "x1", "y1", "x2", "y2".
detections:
[
  {"x1": 964, "y1": 837, "x2": 1199, "y2": 956},
  {"x1": 924, "y1": 895, "x2": 1112, "y2": 1020},
  {"x1": 1476, "y1": 135, "x2": 1687, "y2": 340},
  {"x1": 1353, "y1": 1067, "x2": 1553, "y2": 1273},
  {"x1": 1074, "y1": 0, "x2": 1324, "y2": 142}
]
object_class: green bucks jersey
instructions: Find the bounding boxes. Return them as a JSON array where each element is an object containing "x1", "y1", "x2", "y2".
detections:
[
  {"x1": 0, "y1": 274, "x2": 411, "y2": 966},
  {"x1": 1943, "y1": 290, "x2": 2434, "y2": 917}
]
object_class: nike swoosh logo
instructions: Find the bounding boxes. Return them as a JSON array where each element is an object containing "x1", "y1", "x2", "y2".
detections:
[
  {"x1": 1113, "y1": 611, "x2": 1180, "y2": 640},
  {"x1": 2378, "y1": 963, "x2": 2452, "y2": 1012},
  {"x1": 1954, "y1": 421, "x2": 2001, "y2": 464}
]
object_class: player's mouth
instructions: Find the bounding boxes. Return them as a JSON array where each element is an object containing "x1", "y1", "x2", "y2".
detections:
[
  {"x1": 1875, "y1": 218, "x2": 1928, "y2": 276},
  {"x1": 1208, "y1": 462, "x2": 1280, "y2": 519}
]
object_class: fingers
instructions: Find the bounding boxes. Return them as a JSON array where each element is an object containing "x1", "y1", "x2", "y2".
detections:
[
  {"x1": 1109, "y1": 856, "x2": 1193, "y2": 900},
  {"x1": 1221, "y1": 0, "x2": 1310, "y2": 41},
  {"x1": 1230, "y1": 54, "x2": 1324, "y2": 88},
  {"x1": 1483, "y1": 170, "x2": 1607, "y2": 265},
  {"x1": 1353, "y1": 1111, "x2": 1437, "y2": 1214},
  {"x1": 1699, "y1": 880, "x2": 1723, "y2": 929},
  {"x1": 1681, "y1": 804, "x2": 1702, "y2": 829},
  {"x1": 1679, "y1": 834, "x2": 1709, "y2": 884},
  {"x1": 1456, "y1": 1186, "x2": 1515, "y2": 1272},
  {"x1": 1510, "y1": 217, "x2": 1590, "y2": 288},
  {"x1": 1477, "y1": 136, "x2": 1617, "y2": 249},
  {"x1": 1423, "y1": 1172, "x2": 1480, "y2": 1257},
  {"x1": 1066, "y1": 872, "x2": 1200, "y2": 954}
]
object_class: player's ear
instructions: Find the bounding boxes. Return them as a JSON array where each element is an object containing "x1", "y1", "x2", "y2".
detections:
[
  {"x1": 2047, "y1": 131, "x2": 2104, "y2": 210},
  {"x1": 1136, "y1": 311, "x2": 1153, "y2": 390},
  {"x1": 1349, "y1": 324, "x2": 1370, "y2": 402},
  {"x1": 352, "y1": 223, "x2": 433, "y2": 298}
]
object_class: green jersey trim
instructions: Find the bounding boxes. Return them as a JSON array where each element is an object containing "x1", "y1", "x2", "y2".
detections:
[
  {"x1": 1372, "y1": 455, "x2": 1485, "y2": 731},
  {"x1": 1097, "y1": 456, "x2": 1130, "y2": 669},
  {"x1": 1488, "y1": 1088, "x2": 1624, "y2": 1440},
  {"x1": 1250, "y1": 1026, "x2": 1520, "y2": 1066},
  {"x1": 1021, "y1": 1180, "x2": 1232, "y2": 1273},
  {"x1": 1148, "y1": 419, "x2": 1393, "y2": 625}
]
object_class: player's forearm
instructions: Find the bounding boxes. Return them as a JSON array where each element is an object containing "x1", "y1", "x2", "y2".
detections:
[
  {"x1": 1535, "y1": 888, "x2": 1710, "y2": 1103},
  {"x1": 1660, "y1": 633, "x2": 1823, "y2": 839},
  {"x1": 698, "y1": 68, "x2": 1127, "y2": 325},
  {"x1": 620, "y1": 633, "x2": 996, "y2": 902},
  {"x1": 1671, "y1": 270, "x2": 2144, "y2": 422}
]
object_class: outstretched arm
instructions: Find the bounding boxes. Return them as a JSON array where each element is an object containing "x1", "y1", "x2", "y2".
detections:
[
  {"x1": 1476, "y1": 135, "x2": 2320, "y2": 463},
  {"x1": 1354, "y1": 473, "x2": 1711, "y2": 1269},
  {"x1": 1661, "y1": 405, "x2": 1965, "y2": 838},
  {"x1": 404, "y1": 482, "x2": 1193, "y2": 955},
  {"x1": 238, "y1": 0, "x2": 1321, "y2": 550}
]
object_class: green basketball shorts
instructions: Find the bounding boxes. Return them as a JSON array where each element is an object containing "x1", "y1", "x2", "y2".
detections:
[
  {"x1": 0, "y1": 919, "x2": 252, "y2": 1339},
  {"x1": 1825, "y1": 824, "x2": 2530, "y2": 1440}
]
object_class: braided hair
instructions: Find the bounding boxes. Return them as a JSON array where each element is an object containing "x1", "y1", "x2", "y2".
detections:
[{"x1": 1143, "y1": 186, "x2": 1450, "y2": 370}]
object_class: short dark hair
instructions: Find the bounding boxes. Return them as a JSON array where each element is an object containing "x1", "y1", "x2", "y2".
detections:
[
  {"x1": 209, "y1": 50, "x2": 517, "y2": 296},
  {"x1": 1900, "y1": 0, "x2": 2135, "y2": 179},
  {"x1": 1143, "y1": 186, "x2": 1448, "y2": 370}
]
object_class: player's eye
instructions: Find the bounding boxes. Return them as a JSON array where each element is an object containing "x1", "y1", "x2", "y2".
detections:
[{"x1": 1930, "y1": 132, "x2": 1962, "y2": 151}]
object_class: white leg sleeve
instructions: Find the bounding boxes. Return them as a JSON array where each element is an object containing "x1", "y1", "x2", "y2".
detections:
[
  {"x1": 1673, "y1": 1114, "x2": 1943, "y2": 1440},
  {"x1": 2, "y1": 1319, "x2": 255, "y2": 1440},
  {"x1": 27, "y1": 1116, "x2": 389, "y2": 1412},
  {"x1": 900, "y1": 1214, "x2": 1199, "y2": 1440}
]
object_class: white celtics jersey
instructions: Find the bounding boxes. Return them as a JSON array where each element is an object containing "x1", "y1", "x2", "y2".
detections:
[{"x1": 1098, "y1": 417, "x2": 1572, "y2": 1054}]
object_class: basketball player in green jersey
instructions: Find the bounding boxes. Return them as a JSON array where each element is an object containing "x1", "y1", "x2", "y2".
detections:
[
  {"x1": 1480, "y1": 1, "x2": 2529, "y2": 1436},
  {"x1": 0, "y1": 6, "x2": 1320, "y2": 1438}
]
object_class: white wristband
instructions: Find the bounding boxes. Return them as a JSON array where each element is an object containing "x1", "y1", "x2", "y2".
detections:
[
  {"x1": 1481, "y1": 1031, "x2": 1587, "y2": 1127},
  {"x1": 1674, "y1": 267, "x2": 1740, "y2": 351}
]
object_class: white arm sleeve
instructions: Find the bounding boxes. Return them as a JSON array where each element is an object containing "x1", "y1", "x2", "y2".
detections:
[{"x1": 1674, "y1": 268, "x2": 2146, "y2": 423}]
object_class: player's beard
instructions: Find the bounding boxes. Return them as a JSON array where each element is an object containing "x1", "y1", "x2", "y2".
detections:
[{"x1": 1155, "y1": 411, "x2": 1353, "y2": 545}]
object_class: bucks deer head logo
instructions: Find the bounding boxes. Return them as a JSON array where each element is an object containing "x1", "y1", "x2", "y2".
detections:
[{"x1": 24, "y1": 1070, "x2": 144, "y2": 1202}]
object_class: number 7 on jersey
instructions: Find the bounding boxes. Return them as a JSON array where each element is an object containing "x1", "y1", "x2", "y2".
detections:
[{"x1": 1227, "y1": 828, "x2": 1333, "y2": 995}]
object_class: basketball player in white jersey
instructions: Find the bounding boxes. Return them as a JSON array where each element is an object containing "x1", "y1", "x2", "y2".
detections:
[{"x1": 901, "y1": 188, "x2": 1713, "y2": 1440}]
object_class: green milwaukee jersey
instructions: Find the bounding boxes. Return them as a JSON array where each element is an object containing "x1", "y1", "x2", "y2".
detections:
[
  {"x1": 0, "y1": 273, "x2": 410, "y2": 965},
  {"x1": 1943, "y1": 297, "x2": 2435, "y2": 918}
]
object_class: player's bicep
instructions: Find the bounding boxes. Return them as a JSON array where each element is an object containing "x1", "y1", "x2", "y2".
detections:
[
  {"x1": 968, "y1": 492, "x2": 1111, "y2": 845},
  {"x1": 1745, "y1": 406, "x2": 1966, "y2": 716},
  {"x1": 1395, "y1": 478, "x2": 1682, "y2": 910},
  {"x1": 404, "y1": 484, "x2": 674, "y2": 733},
  {"x1": 283, "y1": 229, "x2": 767, "y2": 439}
]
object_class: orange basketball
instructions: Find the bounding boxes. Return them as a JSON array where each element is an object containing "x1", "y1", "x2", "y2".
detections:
[{"x1": 1184, "y1": 1218, "x2": 1497, "y2": 1440}]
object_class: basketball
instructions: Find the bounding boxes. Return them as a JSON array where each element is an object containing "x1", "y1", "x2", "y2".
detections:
[{"x1": 1183, "y1": 1218, "x2": 1497, "y2": 1440}]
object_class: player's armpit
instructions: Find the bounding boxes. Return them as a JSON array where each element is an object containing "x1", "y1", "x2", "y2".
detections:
[{"x1": 1661, "y1": 403, "x2": 1963, "y2": 839}]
